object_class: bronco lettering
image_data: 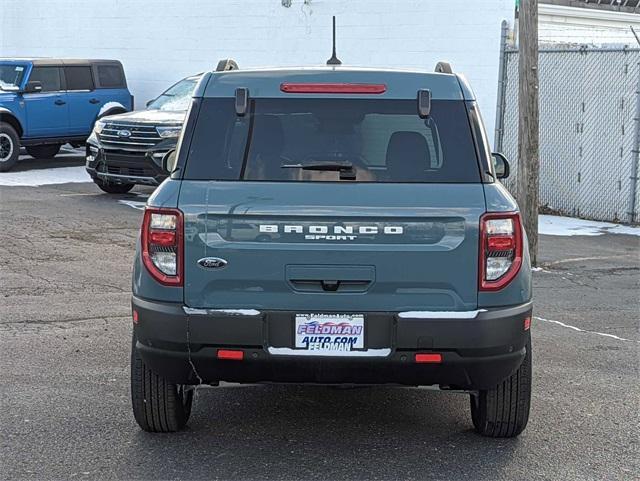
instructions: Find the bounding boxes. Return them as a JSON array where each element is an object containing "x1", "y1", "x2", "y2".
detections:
[{"x1": 259, "y1": 224, "x2": 404, "y2": 236}]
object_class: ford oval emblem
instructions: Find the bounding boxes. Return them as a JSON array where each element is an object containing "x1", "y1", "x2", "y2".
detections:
[
  {"x1": 197, "y1": 257, "x2": 228, "y2": 269},
  {"x1": 117, "y1": 129, "x2": 132, "y2": 138}
]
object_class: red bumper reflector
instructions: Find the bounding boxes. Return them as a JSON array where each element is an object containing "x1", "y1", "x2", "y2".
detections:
[
  {"x1": 524, "y1": 317, "x2": 531, "y2": 331},
  {"x1": 415, "y1": 353, "x2": 442, "y2": 364},
  {"x1": 132, "y1": 310, "x2": 139, "y2": 324},
  {"x1": 280, "y1": 82, "x2": 387, "y2": 94},
  {"x1": 217, "y1": 349, "x2": 244, "y2": 361}
]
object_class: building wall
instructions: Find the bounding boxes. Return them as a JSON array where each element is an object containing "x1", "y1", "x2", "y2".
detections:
[
  {"x1": 539, "y1": 3, "x2": 640, "y2": 45},
  {"x1": 0, "y1": 0, "x2": 513, "y2": 140}
]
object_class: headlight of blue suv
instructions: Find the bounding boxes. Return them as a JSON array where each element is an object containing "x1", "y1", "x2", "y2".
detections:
[
  {"x1": 156, "y1": 126, "x2": 182, "y2": 138},
  {"x1": 93, "y1": 120, "x2": 106, "y2": 134}
]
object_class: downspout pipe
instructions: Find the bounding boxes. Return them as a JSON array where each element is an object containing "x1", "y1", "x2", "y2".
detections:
[{"x1": 494, "y1": 20, "x2": 510, "y2": 153}]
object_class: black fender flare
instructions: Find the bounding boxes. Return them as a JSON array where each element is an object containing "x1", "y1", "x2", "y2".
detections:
[{"x1": 0, "y1": 107, "x2": 24, "y2": 137}]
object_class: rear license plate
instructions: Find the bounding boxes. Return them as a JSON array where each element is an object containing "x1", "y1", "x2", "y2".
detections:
[{"x1": 295, "y1": 313, "x2": 365, "y2": 353}]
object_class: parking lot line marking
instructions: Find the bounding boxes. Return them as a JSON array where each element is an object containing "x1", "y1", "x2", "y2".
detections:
[
  {"x1": 59, "y1": 192, "x2": 103, "y2": 197},
  {"x1": 118, "y1": 200, "x2": 146, "y2": 210},
  {"x1": 546, "y1": 254, "x2": 636, "y2": 266},
  {"x1": 534, "y1": 316, "x2": 638, "y2": 343}
]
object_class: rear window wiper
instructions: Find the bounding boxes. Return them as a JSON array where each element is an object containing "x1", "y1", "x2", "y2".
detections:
[{"x1": 281, "y1": 160, "x2": 357, "y2": 180}]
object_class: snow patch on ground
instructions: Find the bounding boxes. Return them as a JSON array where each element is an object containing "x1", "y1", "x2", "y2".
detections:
[
  {"x1": 0, "y1": 166, "x2": 91, "y2": 187},
  {"x1": 531, "y1": 266, "x2": 550, "y2": 272},
  {"x1": 539, "y1": 215, "x2": 640, "y2": 237}
]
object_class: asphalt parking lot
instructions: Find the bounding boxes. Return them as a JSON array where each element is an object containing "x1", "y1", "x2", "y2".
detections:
[{"x1": 1, "y1": 153, "x2": 639, "y2": 481}]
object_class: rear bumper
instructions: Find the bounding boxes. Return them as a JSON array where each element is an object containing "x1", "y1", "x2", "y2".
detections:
[{"x1": 132, "y1": 296, "x2": 532, "y2": 390}]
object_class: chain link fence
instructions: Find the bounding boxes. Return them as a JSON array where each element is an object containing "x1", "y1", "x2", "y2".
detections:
[{"x1": 495, "y1": 43, "x2": 640, "y2": 224}]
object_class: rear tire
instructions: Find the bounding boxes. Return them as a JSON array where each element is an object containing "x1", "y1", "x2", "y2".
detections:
[
  {"x1": 93, "y1": 177, "x2": 134, "y2": 194},
  {"x1": 26, "y1": 144, "x2": 61, "y2": 159},
  {"x1": 470, "y1": 338, "x2": 532, "y2": 438},
  {"x1": 131, "y1": 333, "x2": 193, "y2": 432},
  {"x1": 0, "y1": 122, "x2": 20, "y2": 172}
]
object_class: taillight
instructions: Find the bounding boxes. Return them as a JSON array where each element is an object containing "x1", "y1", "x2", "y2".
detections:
[
  {"x1": 479, "y1": 212, "x2": 523, "y2": 291},
  {"x1": 141, "y1": 207, "x2": 183, "y2": 286}
]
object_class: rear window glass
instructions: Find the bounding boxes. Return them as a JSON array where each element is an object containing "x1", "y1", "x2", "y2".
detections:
[
  {"x1": 184, "y1": 98, "x2": 480, "y2": 183},
  {"x1": 65, "y1": 66, "x2": 94, "y2": 90},
  {"x1": 97, "y1": 65, "x2": 125, "y2": 88}
]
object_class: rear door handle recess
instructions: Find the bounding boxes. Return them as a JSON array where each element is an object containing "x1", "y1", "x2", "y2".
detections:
[
  {"x1": 54, "y1": 99, "x2": 66, "y2": 106},
  {"x1": 286, "y1": 265, "x2": 375, "y2": 293},
  {"x1": 89, "y1": 98, "x2": 100, "y2": 104},
  {"x1": 321, "y1": 280, "x2": 340, "y2": 292}
]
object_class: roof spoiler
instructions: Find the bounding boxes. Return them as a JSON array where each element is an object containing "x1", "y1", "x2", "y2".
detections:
[
  {"x1": 216, "y1": 59, "x2": 239, "y2": 72},
  {"x1": 435, "y1": 61, "x2": 453, "y2": 74}
]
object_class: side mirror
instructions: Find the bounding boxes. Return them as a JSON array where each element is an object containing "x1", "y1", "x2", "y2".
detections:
[
  {"x1": 491, "y1": 152, "x2": 510, "y2": 179},
  {"x1": 162, "y1": 150, "x2": 178, "y2": 173},
  {"x1": 24, "y1": 81, "x2": 43, "y2": 93}
]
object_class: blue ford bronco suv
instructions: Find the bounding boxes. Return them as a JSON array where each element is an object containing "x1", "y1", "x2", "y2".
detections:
[
  {"x1": 0, "y1": 59, "x2": 132, "y2": 171},
  {"x1": 131, "y1": 59, "x2": 533, "y2": 438}
]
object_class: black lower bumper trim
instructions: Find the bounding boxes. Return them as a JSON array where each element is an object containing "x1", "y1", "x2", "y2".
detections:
[
  {"x1": 85, "y1": 145, "x2": 168, "y2": 186},
  {"x1": 132, "y1": 296, "x2": 532, "y2": 389},
  {"x1": 137, "y1": 341, "x2": 526, "y2": 390}
]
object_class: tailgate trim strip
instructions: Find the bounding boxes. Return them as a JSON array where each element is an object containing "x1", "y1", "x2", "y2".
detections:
[
  {"x1": 398, "y1": 310, "x2": 486, "y2": 319},
  {"x1": 184, "y1": 307, "x2": 261, "y2": 316}
]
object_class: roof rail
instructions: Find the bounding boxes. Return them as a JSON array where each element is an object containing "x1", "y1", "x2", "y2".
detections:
[
  {"x1": 216, "y1": 59, "x2": 239, "y2": 72},
  {"x1": 435, "y1": 61, "x2": 453, "y2": 74}
]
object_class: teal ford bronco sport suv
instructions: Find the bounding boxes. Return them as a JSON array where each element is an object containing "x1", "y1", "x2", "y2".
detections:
[
  {"x1": 130, "y1": 59, "x2": 533, "y2": 437},
  {"x1": 0, "y1": 59, "x2": 132, "y2": 171}
]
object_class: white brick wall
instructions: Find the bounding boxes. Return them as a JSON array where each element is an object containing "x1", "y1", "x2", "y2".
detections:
[{"x1": 1, "y1": 0, "x2": 513, "y2": 146}]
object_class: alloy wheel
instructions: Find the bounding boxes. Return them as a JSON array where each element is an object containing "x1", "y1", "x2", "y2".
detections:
[{"x1": 0, "y1": 133, "x2": 14, "y2": 162}]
